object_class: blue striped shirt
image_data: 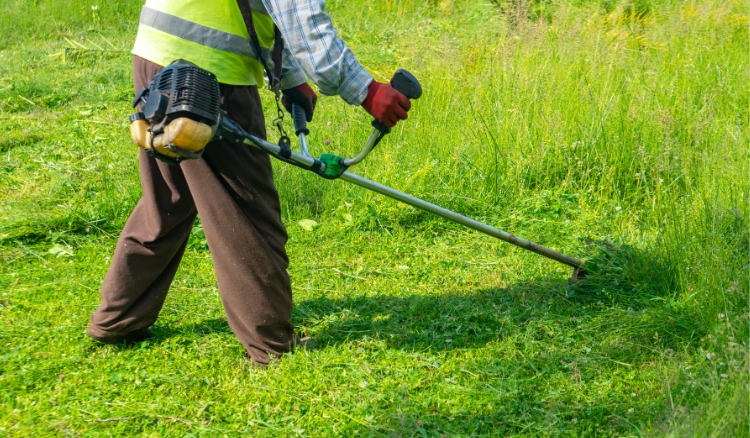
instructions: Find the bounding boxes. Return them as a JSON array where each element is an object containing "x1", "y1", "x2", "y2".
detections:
[{"x1": 265, "y1": 0, "x2": 374, "y2": 105}]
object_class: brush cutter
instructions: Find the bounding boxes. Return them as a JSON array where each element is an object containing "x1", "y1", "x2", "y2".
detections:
[{"x1": 130, "y1": 60, "x2": 587, "y2": 283}]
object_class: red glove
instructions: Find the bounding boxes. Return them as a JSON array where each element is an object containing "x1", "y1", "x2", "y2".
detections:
[
  {"x1": 281, "y1": 83, "x2": 318, "y2": 122},
  {"x1": 361, "y1": 80, "x2": 411, "y2": 128}
]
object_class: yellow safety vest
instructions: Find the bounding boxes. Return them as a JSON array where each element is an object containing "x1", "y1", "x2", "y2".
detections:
[{"x1": 132, "y1": 0, "x2": 276, "y2": 86}]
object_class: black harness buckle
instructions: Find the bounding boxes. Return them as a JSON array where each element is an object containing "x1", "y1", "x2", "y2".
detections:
[{"x1": 278, "y1": 135, "x2": 292, "y2": 159}]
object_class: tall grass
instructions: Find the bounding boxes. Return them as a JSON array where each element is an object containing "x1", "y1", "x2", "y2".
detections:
[{"x1": 0, "y1": 0, "x2": 747, "y2": 435}]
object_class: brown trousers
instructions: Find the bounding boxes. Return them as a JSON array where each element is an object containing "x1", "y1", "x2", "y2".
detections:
[{"x1": 87, "y1": 57, "x2": 294, "y2": 364}]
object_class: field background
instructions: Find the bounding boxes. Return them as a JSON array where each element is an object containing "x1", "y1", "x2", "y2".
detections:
[{"x1": 0, "y1": 0, "x2": 747, "y2": 436}]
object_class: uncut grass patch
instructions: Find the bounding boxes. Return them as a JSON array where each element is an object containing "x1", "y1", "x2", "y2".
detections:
[{"x1": 1, "y1": 0, "x2": 748, "y2": 436}]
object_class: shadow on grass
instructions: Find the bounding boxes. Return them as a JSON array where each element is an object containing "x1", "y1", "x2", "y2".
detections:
[
  {"x1": 104, "y1": 241, "x2": 702, "y2": 357},
  {"x1": 94, "y1": 318, "x2": 234, "y2": 352},
  {"x1": 288, "y1": 240, "x2": 702, "y2": 354},
  {"x1": 86, "y1": 241, "x2": 709, "y2": 435},
  {"x1": 294, "y1": 287, "x2": 704, "y2": 356},
  {"x1": 570, "y1": 238, "x2": 680, "y2": 304}
]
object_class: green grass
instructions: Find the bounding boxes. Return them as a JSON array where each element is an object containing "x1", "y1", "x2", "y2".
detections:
[{"x1": 1, "y1": 0, "x2": 748, "y2": 436}]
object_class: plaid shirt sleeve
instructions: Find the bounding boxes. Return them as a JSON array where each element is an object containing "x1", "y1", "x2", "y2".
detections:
[{"x1": 263, "y1": 0, "x2": 374, "y2": 105}]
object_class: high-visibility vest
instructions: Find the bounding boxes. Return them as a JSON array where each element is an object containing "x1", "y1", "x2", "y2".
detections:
[{"x1": 132, "y1": 0, "x2": 276, "y2": 86}]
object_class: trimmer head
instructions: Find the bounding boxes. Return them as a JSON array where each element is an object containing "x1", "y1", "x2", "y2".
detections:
[{"x1": 569, "y1": 265, "x2": 588, "y2": 284}]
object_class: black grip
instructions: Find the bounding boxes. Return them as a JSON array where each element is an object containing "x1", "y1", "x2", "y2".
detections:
[
  {"x1": 371, "y1": 69, "x2": 422, "y2": 135},
  {"x1": 390, "y1": 69, "x2": 422, "y2": 100},
  {"x1": 291, "y1": 103, "x2": 309, "y2": 136}
]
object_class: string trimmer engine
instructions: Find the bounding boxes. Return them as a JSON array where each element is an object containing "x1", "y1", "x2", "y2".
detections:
[{"x1": 129, "y1": 60, "x2": 221, "y2": 164}]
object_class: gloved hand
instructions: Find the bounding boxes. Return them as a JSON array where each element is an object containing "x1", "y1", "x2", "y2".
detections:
[
  {"x1": 282, "y1": 83, "x2": 318, "y2": 122},
  {"x1": 361, "y1": 80, "x2": 411, "y2": 128}
]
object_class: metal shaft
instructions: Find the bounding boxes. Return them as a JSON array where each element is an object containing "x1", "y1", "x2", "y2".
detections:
[
  {"x1": 239, "y1": 133, "x2": 584, "y2": 269},
  {"x1": 339, "y1": 172, "x2": 584, "y2": 269}
]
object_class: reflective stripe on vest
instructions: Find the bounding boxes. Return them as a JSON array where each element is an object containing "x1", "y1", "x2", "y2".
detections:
[{"x1": 132, "y1": 1, "x2": 276, "y2": 86}]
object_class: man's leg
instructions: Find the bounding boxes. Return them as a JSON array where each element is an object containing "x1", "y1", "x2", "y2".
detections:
[
  {"x1": 88, "y1": 153, "x2": 197, "y2": 342},
  {"x1": 179, "y1": 85, "x2": 295, "y2": 365},
  {"x1": 89, "y1": 57, "x2": 294, "y2": 362},
  {"x1": 87, "y1": 57, "x2": 197, "y2": 343}
]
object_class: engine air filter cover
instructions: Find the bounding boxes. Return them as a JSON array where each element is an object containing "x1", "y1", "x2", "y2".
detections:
[{"x1": 136, "y1": 59, "x2": 221, "y2": 128}]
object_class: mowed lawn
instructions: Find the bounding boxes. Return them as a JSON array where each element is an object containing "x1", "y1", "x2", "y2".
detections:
[{"x1": 0, "y1": 0, "x2": 747, "y2": 436}]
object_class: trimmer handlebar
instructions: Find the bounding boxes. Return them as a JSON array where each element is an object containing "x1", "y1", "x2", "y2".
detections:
[
  {"x1": 344, "y1": 69, "x2": 421, "y2": 166},
  {"x1": 290, "y1": 69, "x2": 423, "y2": 167},
  {"x1": 291, "y1": 69, "x2": 422, "y2": 138}
]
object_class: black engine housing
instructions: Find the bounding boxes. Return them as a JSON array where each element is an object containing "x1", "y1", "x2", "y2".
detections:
[{"x1": 133, "y1": 59, "x2": 221, "y2": 132}]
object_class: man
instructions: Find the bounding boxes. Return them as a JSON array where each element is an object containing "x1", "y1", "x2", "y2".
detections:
[{"x1": 86, "y1": 0, "x2": 411, "y2": 366}]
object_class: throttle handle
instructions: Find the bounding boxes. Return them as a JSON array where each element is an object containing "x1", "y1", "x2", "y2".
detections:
[
  {"x1": 390, "y1": 69, "x2": 422, "y2": 100},
  {"x1": 371, "y1": 69, "x2": 422, "y2": 134}
]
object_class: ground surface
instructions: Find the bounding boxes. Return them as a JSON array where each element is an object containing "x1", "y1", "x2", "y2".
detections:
[{"x1": 0, "y1": 0, "x2": 748, "y2": 436}]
